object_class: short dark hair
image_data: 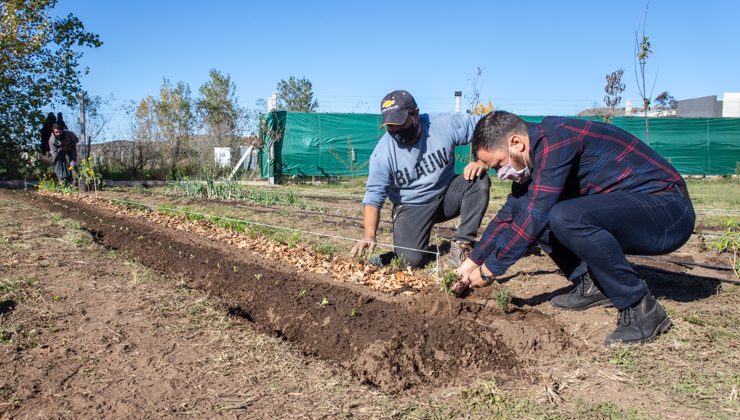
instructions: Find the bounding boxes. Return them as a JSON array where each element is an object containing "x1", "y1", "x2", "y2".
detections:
[
  {"x1": 471, "y1": 111, "x2": 527, "y2": 158},
  {"x1": 51, "y1": 123, "x2": 63, "y2": 130}
]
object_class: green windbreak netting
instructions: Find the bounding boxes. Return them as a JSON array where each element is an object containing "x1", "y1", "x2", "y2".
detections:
[
  {"x1": 260, "y1": 112, "x2": 384, "y2": 178},
  {"x1": 261, "y1": 112, "x2": 740, "y2": 178}
]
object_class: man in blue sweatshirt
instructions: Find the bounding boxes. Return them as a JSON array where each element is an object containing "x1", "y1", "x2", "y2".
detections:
[{"x1": 350, "y1": 90, "x2": 491, "y2": 268}]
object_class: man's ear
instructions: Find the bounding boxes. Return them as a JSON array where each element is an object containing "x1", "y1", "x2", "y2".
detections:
[{"x1": 510, "y1": 134, "x2": 526, "y2": 152}]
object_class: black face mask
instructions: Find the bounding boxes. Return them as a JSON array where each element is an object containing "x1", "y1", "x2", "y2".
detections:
[{"x1": 389, "y1": 117, "x2": 419, "y2": 147}]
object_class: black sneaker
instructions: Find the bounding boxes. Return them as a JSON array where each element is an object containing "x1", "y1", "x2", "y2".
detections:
[
  {"x1": 605, "y1": 293, "x2": 672, "y2": 346},
  {"x1": 550, "y1": 272, "x2": 611, "y2": 310}
]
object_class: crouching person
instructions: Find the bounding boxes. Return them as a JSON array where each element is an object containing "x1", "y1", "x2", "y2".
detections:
[
  {"x1": 49, "y1": 123, "x2": 80, "y2": 185},
  {"x1": 350, "y1": 90, "x2": 490, "y2": 269},
  {"x1": 456, "y1": 111, "x2": 695, "y2": 346}
]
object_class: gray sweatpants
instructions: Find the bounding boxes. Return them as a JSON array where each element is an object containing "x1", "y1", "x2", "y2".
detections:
[{"x1": 390, "y1": 173, "x2": 490, "y2": 267}]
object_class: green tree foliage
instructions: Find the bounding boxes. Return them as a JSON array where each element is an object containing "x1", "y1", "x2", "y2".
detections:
[
  {"x1": 154, "y1": 79, "x2": 194, "y2": 175},
  {"x1": 276, "y1": 76, "x2": 318, "y2": 112},
  {"x1": 196, "y1": 69, "x2": 246, "y2": 145},
  {"x1": 0, "y1": 0, "x2": 101, "y2": 178},
  {"x1": 655, "y1": 91, "x2": 677, "y2": 110}
]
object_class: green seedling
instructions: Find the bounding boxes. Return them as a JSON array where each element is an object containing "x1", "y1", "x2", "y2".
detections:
[
  {"x1": 254, "y1": 273, "x2": 263, "y2": 280},
  {"x1": 389, "y1": 255, "x2": 406, "y2": 272},
  {"x1": 319, "y1": 297, "x2": 329, "y2": 308},
  {"x1": 442, "y1": 270, "x2": 458, "y2": 294},
  {"x1": 298, "y1": 289, "x2": 306, "y2": 297},
  {"x1": 350, "y1": 308, "x2": 358, "y2": 317},
  {"x1": 232, "y1": 265, "x2": 239, "y2": 273},
  {"x1": 491, "y1": 287, "x2": 512, "y2": 313}
]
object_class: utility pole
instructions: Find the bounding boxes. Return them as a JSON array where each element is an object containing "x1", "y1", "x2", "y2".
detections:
[
  {"x1": 78, "y1": 92, "x2": 88, "y2": 159},
  {"x1": 267, "y1": 92, "x2": 277, "y2": 185}
]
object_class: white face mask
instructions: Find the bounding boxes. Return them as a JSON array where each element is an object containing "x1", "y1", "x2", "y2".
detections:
[{"x1": 496, "y1": 146, "x2": 531, "y2": 183}]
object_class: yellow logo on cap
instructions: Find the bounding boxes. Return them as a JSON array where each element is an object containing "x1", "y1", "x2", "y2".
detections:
[{"x1": 382, "y1": 99, "x2": 395, "y2": 109}]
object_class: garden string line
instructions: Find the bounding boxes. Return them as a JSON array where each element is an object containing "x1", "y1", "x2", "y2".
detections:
[
  {"x1": 108, "y1": 198, "x2": 736, "y2": 274},
  {"x1": 111, "y1": 198, "x2": 440, "y2": 257}
]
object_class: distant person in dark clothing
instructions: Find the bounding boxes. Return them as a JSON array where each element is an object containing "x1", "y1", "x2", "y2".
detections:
[
  {"x1": 40, "y1": 113, "x2": 56, "y2": 153},
  {"x1": 49, "y1": 123, "x2": 79, "y2": 184},
  {"x1": 455, "y1": 111, "x2": 695, "y2": 346},
  {"x1": 56, "y1": 112, "x2": 67, "y2": 130}
]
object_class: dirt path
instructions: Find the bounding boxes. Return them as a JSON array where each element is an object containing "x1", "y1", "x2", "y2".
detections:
[{"x1": 0, "y1": 190, "x2": 416, "y2": 417}]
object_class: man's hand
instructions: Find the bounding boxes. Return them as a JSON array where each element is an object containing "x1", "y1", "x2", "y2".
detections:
[
  {"x1": 454, "y1": 258, "x2": 494, "y2": 289},
  {"x1": 463, "y1": 160, "x2": 489, "y2": 181},
  {"x1": 350, "y1": 236, "x2": 377, "y2": 258}
]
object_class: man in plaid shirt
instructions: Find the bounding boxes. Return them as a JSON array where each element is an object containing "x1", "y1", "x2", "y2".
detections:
[{"x1": 455, "y1": 111, "x2": 695, "y2": 346}]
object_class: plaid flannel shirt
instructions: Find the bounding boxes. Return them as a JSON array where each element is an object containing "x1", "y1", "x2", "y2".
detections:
[{"x1": 470, "y1": 117, "x2": 688, "y2": 275}]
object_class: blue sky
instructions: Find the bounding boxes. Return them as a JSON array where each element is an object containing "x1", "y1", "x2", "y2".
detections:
[{"x1": 54, "y1": 0, "x2": 739, "y2": 138}]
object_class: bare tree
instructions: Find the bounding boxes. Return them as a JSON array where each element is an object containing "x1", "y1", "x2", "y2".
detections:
[
  {"x1": 634, "y1": 1, "x2": 658, "y2": 143},
  {"x1": 465, "y1": 67, "x2": 484, "y2": 114}
]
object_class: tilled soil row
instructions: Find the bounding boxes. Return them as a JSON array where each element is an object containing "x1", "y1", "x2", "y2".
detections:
[{"x1": 31, "y1": 192, "x2": 521, "y2": 392}]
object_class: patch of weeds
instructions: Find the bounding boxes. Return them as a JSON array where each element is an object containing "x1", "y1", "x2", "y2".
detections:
[
  {"x1": 0, "y1": 385, "x2": 21, "y2": 413},
  {"x1": 0, "y1": 276, "x2": 41, "y2": 303},
  {"x1": 684, "y1": 312, "x2": 705, "y2": 326},
  {"x1": 245, "y1": 188, "x2": 304, "y2": 208},
  {"x1": 156, "y1": 204, "x2": 178, "y2": 215},
  {"x1": 110, "y1": 199, "x2": 150, "y2": 212},
  {"x1": 671, "y1": 376, "x2": 701, "y2": 396},
  {"x1": 181, "y1": 207, "x2": 204, "y2": 222},
  {"x1": 574, "y1": 400, "x2": 648, "y2": 419},
  {"x1": 285, "y1": 231, "x2": 302, "y2": 248},
  {"x1": 61, "y1": 220, "x2": 92, "y2": 246},
  {"x1": 714, "y1": 217, "x2": 739, "y2": 277},
  {"x1": 53, "y1": 213, "x2": 63, "y2": 223},
  {"x1": 315, "y1": 242, "x2": 337, "y2": 256},
  {"x1": 609, "y1": 346, "x2": 634, "y2": 367},
  {"x1": 389, "y1": 255, "x2": 406, "y2": 272},
  {"x1": 0, "y1": 328, "x2": 11, "y2": 343},
  {"x1": 461, "y1": 380, "x2": 547, "y2": 418},
  {"x1": 125, "y1": 261, "x2": 155, "y2": 285},
  {"x1": 491, "y1": 287, "x2": 512, "y2": 313}
]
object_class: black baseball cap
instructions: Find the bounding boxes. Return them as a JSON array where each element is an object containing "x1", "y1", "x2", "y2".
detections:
[{"x1": 380, "y1": 90, "x2": 417, "y2": 127}]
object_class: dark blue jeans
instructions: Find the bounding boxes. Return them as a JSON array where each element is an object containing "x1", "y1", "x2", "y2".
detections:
[{"x1": 512, "y1": 192, "x2": 695, "y2": 309}]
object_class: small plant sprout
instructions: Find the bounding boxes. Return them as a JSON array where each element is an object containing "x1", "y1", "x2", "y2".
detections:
[
  {"x1": 319, "y1": 297, "x2": 329, "y2": 308},
  {"x1": 232, "y1": 265, "x2": 238, "y2": 273},
  {"x1": 442, "y1": 271, "x2": 458, "y2": 294},
  {"x1": 350, "y1": 308, "x2": 358, "y2": 317},
  {"x1": 298, "y1": 289, "x2": 306, "y2": 297},
  {"x1": 254, "y1": 273, "x2": 263, "y2": 280},
  {"x1": 491, "y1": 287, "x2": 513, "y2": 314},
  {"x1": 389, "y1": 255, "x2": 406, "y2": 272}
]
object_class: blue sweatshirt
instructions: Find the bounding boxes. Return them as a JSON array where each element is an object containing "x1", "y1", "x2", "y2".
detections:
[{"x1": 362, "y1": 113, "x2": 481, "y2": 208}]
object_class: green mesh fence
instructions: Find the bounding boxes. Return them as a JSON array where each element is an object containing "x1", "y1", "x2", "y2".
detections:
[{"x1": 260, "y1": 112, "x2": 740, "y2": 178}]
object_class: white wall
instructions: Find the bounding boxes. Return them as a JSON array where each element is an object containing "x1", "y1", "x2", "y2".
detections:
[{"x1": 722, "y1": 92, "x2": 740, "y2": 117}]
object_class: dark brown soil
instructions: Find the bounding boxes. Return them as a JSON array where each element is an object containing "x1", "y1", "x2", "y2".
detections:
[{"x1": 28, "y1": 192, "x2": 577, "y2": 393}]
